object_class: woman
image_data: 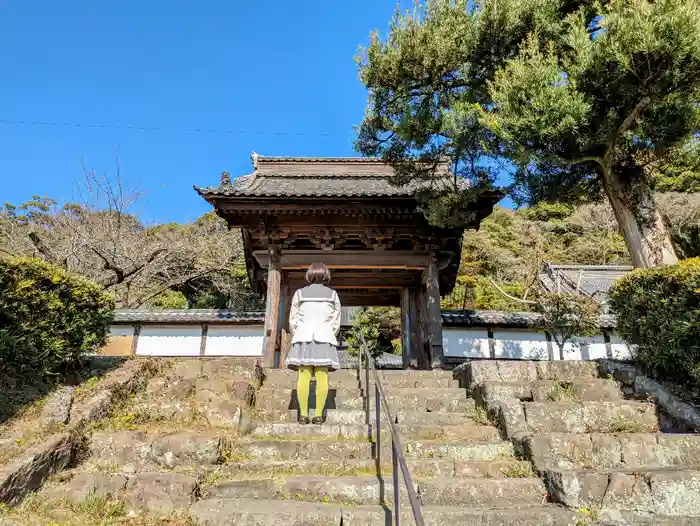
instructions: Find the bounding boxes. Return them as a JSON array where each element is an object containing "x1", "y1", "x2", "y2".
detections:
[{"x1": 286, "y1": 262, "x2": 341, "y2": 425}]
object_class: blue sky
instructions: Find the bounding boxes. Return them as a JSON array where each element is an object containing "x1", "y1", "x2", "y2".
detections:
[{"x1": 1, "y1": 1, "x2": 509, "y2": 224}]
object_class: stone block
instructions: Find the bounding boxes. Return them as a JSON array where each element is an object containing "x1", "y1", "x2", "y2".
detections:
[
  {"x1": 201, "y1": 358, "x2": 260, "y2": 382},
  {"x1": 526, "y1": 433, "x2": 623, "y2": 471},
  {"x1": 463, "y1": 361, "x2": 538, "y2": 391},
  {"x1": 148, "y1": 432, "x2": 221, "y2": 468},
  {"x1": 203, "y1": 398, "x2": 243, "y2": 427},
  {"x1": 655, "y1": 435, "x2": 700, "y2": 469},
  {"x1": 89, "y1": 430, "x2": 150, "y2": 465},
  {"x1": 190, "y1": 497, "x2": 341, "y2": 526},
  {"x1": 544, "y1": 469, "x2": 610, "y2": 508},
  {"x1": 523, "y1": 401, "x2": 658, "y2": 433},
  {"x1": 486, "y1": 399, "x2": 528, "y2": 439},
  {"x1": 531, "y1": 379, "x2": 624, "y2": 402},
  {"x1": 125, "y1": 472, "x2": 198, "y2": 512},
  {"x1": 0, "y1": 433, "x2": 74, "y2": 506},
  {"x1": 598, "y1": 360, "x2": 639, "y2": 386},
  {"x1": 40, "y1": 386, "x2": 76, "y2": 426},
  {"x1": 204, "y1": 479, "x2": 277, "y2": 500},
  {"x1": 172, "y1": 359, "x2": 202, "y2": 380},
  {"x1": 477, "y1": 382, "x2": 532, "y2": 404},
  {"x1": 402, "y1": 440, "x2": 514, "y2": 461},
  {"x1": 46, "y1": 472, "x2": 127, "y2": 502},
  {"x1": 535, "y1": 361, "x2": 598, "y2": 381},
  {"x1": 416, "y1": 476, "x2": 545, "y2": 507},
  {"x1": 229, "y1": 439, "x2": 373, "y2": 461}
]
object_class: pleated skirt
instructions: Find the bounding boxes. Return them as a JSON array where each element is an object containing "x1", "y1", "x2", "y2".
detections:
[{"x1": 285, "y1": 340, "x2": 340, "y2": 371}]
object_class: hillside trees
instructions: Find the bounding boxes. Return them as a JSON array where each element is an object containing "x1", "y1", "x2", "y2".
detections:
[
  {"x1": 356, "y1": 0, "x2": 700, "y2": 267},
  {"x1": 0, "y1": 164, "x2": 259, "y2": 309}
]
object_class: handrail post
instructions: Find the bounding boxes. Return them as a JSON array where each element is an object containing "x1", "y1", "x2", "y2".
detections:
[
  {"x1": 358, "y1": 333, "x2": 425, "y2": 526},
  {"x1": 375, "y1": 382, "x2": 381, "y2": 464},
  {"x1": 392, "y1": 437, "x2": 400, "y2": 526}
]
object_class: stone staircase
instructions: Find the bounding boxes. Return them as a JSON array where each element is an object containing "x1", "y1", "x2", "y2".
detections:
[
  {"x1": 190, "y1": 367, "x2": 574, "y2": 525},
  {"x1": 463, "y1": 360, "x2": 700, "y2": 525},
  {"x1": 19, "y1": 358, "x2": 700, "y2": 525}
]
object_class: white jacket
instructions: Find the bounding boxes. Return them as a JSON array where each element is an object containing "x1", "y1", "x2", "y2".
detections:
[{"x1": 289, "y1": 284, "x2": 341, "y2": 346}]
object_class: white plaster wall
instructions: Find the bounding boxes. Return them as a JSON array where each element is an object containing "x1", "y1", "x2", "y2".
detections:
[
  {"x1": 558, "y1": 333, "x2": 608, "y2": 361},
  {"x1": 493, "y1": 329, "x2": 550, "y2": 360},
  {"x1": 443, "y1": 328, "x2": 490, "y2": 358},
  {"x1": 609, "y1": 332, "x2": 633, "y2": 360},
  {"x1": 109, "y1": 326, "x2": 134, "y2": 338},
  {"x1": 205, "y1": 326, "x2": 264, "y2": 356},
  {"x1": 136, "y1": 326, "x2": 202, "y2": 357}
]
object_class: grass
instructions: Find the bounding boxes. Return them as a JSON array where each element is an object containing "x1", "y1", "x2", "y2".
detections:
[
  {"x1": 608, "y1": 413, "x2": 646, "y2": 433},
  {"x1": 1, "y1": 491, "x2": 196, "y2": 525},
  {"x1": 500, "y1": 463, "x2": 535, "y2": 478},
  {"x1": 545, "y1": 382, "x2": 582, "y2": 402},
  {"x1": 467, "y1": 406, "x2": 490, "y2": 426},
  {"x1": 574, "y1": 505, "x2": 602, "y2": 525}
]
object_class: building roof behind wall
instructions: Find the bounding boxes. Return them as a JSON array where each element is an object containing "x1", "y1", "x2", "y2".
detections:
[{"x1": 538, "y1": 263, "x2": 633, "y2": 302}]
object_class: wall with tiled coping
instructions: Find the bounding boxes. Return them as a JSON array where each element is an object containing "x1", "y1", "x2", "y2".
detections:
[{"x1": 101, "y1": 309, "x2": 632, "y2": 362}]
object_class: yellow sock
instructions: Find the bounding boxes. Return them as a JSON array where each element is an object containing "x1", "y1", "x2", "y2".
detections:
[
  {"x1": 314, "y1": 367, "x2": 329, "y2": 417},
  {"x1": 297, "y1": 366, "x2": 312, "y2": 417}
]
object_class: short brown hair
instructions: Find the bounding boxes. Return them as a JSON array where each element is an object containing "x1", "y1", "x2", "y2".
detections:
[{"x1": 306, "y1": 262, "x2": 331, "y2": 284}]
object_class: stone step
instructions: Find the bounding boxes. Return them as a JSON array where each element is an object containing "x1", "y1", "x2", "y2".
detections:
[
  {"x1": 543, "y1": 467, "x2": 700, "y2": 516},
  {"x1": 226, "y1": 438, "x2": 514, "y2": 462},
  {"x1": 255, "y1": 388, "x2": 474, "y2": 412},
  {"x1": 526, "y1": 432, "x2": 700, "y2": 471},
  {"x1": 522, "y1": 400, "x2": 659, "y2": 433},
  {"x1": 399, "y1": 439, "x2": 515, "y2": 461},
  {"x1": 218, "y1": 458, "x2": 534, "y2": 478},
  {"x1": 189, "y1": 498, "x2": 576, "y2": 526},
  {"x1": 461, "y1": 360, "x2": 599, "y2": 391},
  {"x1": 251, "y1": 421, "x2": 500, "y2": 442},
  {"x1": 256, "y1": 409, "x2": 483, "y2": 427},
  {"x1": 263, "y1": 370, "x2": 459, "y2": 389},
  {"x1": 256, "y1": 408, "x2": 366, "y2": 424},
  {"x1": 201, "y1": 475, "x2": 545, "y2": 507},
  {"x1": 224, "y1": 439, "x2": 374, "y2": 462},
  {"x1": 479, "y1": 378, "x2": 624, "y2": 403}
]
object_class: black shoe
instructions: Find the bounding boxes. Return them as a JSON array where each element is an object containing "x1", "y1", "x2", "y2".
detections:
[
  {"x1": 311, "y1": 416, "x2": 325, "y2": 425},
  {"x1": 299, "y1": 416, "x2": 310, "y2": 425}
]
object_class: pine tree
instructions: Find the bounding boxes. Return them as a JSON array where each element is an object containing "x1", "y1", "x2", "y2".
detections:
[{"x1": 356, "y1": 0, "x2": 700, "y2": 267}]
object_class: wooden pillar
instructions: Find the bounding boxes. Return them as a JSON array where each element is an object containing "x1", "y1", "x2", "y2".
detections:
[
  {"x1": 400, "y1": 288, "x2": 411, "y2": 369},
  {"x1": 425, "y1": 255, "x2": 445, "y2": 370},
  {"x1": 263, "y1": 246, "x2": 281, "y2": 368},
  {"x1": 416, "y1": 286, "x2": 430, "y2": 370},
  {"x1": 278, "y1": 278, "x2": 293, "y2": 369},
  {"x1": 407, "y1": 288, "x2": 421, "y2": 369}
]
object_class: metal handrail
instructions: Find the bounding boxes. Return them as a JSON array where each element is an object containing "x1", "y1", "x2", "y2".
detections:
[{"x1": 357, "y1": 333, "x2": 425, "y2": 526}]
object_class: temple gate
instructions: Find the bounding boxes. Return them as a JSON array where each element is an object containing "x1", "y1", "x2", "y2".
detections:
[{"x1": 196, "y1": 154, "x2": 499, "y2": 369}]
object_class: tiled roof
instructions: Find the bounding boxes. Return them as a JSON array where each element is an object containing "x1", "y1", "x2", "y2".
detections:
[
  {"x1": 441, "y1": 309, "x2": 617, "y2": 329},
  {"x1": 195, "y1": 154, "x2": 472, "y2": 199},
  {"x1": 112, "y1": 308, "x2": 617, "y2": 329},
  {"x1": 538, "y1": 264, "x2": 633, "y2": 304},
  {"x1": 113, "y1": 309, "x2": 265, "y2": 324}
]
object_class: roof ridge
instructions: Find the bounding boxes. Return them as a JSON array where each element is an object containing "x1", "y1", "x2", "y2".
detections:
[{"x1": 257, "y1": 155, "x2": 385, "y2": 163}]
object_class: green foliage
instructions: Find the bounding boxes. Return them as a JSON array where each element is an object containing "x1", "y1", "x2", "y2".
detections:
[
  {"x1": 0, "y1": 257, "x2": 114, "y2": 376},
  {"x1": 653, "y1": 140, "x2": 700, "y2": 193},
  {"x1": 357, "y1": 0, "x2": 700, "y2": 265},
  {"x1": 443, "y1": 203, "x2": 630, "y2": 310},
  {"x1": 521, "y1": 202, "x2": 574, "y2": 222},
  {"x1": 150, "y1": 289, "x2": 188, "y2": 309},
  {"x1": 609, "y1": 258, "x2": 700, "y2": 388},
  {"x1": 536, "y1": 292, "x2": 601, "y2": 360},
  {"x1": 346, "y1": 307, "x2": 401, "y2": 359}
]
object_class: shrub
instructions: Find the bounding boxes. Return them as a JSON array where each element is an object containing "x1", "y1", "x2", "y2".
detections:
[
  {"x1": 0, "y1": 257, "x2": 114, "y2": 376},
  {"x1": 536, "y1": 292, "x2": 601, "y2": 361},
  {"x1": 609, "y1": 258, "x2": 700, "y2": 387},
  {"x1": 346, "y1": 307, "x2": 401, "y2": 360}
]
